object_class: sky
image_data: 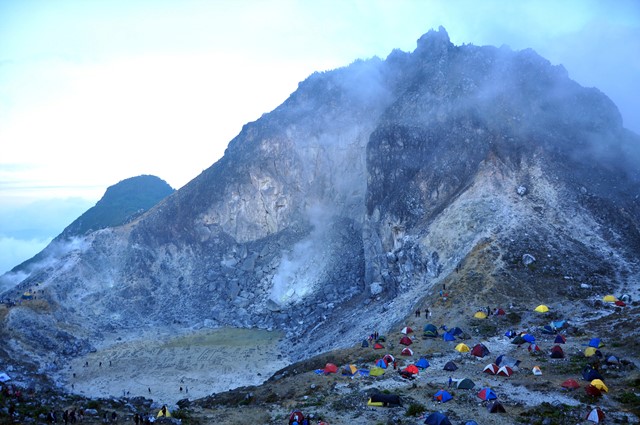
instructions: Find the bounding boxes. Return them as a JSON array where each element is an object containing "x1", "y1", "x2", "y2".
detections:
[{"x1": 1, "y1": 0, "x2": 639, "y2": 275}]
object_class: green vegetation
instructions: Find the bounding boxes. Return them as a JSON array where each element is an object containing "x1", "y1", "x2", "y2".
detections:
[{"x1": 405, "y1": 402, "x2": 426, "y2": 416}]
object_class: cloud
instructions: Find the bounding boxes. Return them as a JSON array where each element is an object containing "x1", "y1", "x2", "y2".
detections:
[{"x1": 0, "y1": 235, "x2": 50, "y2": 277}]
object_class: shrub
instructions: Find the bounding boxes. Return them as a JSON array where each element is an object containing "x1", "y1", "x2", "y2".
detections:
[{"x1": 405, "y1": 402, "x2": 426, "y2": 416}]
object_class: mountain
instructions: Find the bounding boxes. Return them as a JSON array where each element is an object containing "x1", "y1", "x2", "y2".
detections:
[
  {"x1": 1, "y1": 26, "x2": 639, "y2": 389},
  {"x1": 0, "y1": 175, "x2": 174, "y2": 291}
]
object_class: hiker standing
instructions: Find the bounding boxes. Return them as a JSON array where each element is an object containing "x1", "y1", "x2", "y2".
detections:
[{"x1": 415, "y1": 308, "x2": 421, "y2": 317}]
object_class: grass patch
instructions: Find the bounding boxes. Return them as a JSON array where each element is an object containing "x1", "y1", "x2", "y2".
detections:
[{"x1": 405, "y1": 402, "x2": 426, "y2": 416}]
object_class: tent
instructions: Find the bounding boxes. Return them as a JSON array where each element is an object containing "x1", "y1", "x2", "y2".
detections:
[
  {"x1": 456, "y1": 378, "x2": 475, "y2": 390},
  {"x1": 374, "y1": 342, "x2": 384, "y2": 349},
  {"x1": 588, "y1": 338, "x2": 603, "y2": 348},
  {"x1": 522, "y1": 334, "x2": 535, "y2": 343},
  {"x1": 550, "y1": 320, "x2": 566, "y2": 330},
  {"x1": 442, "y1": 332, "x2": 456, "y2": 341},
  {"x1": 550, "y1": 345, "x2": 564, "y2": 359},
  {"x1": 585, "y1": 407, "x2": 605, "y2": 423},
  {"x1": 615, "y1": 300, "x2": 626, "y2": 307},
  {"x1": 383, "y1": 354, "x2": 395, "y2": 364},
  {"x1": 21, "y1": 291, "x2": 34, "y2": 300},
  {"x1": 473, "y1": 311, "x2": 487, "y2": 319},
  {"x1": 603, "y1": 295, "x2": 617, "y2": 302},
  {"x1": 477, "y1": 387, "x2": 497, "y2": 400},
  {"x1": 585, "y1": 347, "x2": 602, "y2": 358},
  {"x1": 554, "y1": 334, "x2": 567, "y2": 344},
  {"x1": 423, "y1": 324, "x2": 439, "y2": 338},
  {"x1": 157, "y1": 406, "x2": 171, "y2": 418},
  {"x1": 433, "y1": 390, "x2": 453, "y2": 403},
  {"x1": 582, "y1": 366, "x2": 603, "y2": 381},
  {"x1": 497, "y1": 365, "x2": 513, "y2": 377},
  {"x1": 470, "y1": 343, "x2": 490, "y2": 358},
  {"x1": 464, "y1": 422, "x2": 479, "y2": 425},
  {"x1": 534, "y1": 304, "x2": 549, "y2": 313},
  {"x1": 532, "y1": 366, "x2": 542, "y2": 376},
  {"x1": 540, "y1": 325, "x2": 555, "y2": 334},
  {"x1": 415, "y1": 358, "x2": 430, "y2": 369},
  {"x1": 590, "y1": 379, "x2": 608, "y2": 392},
  {"x1": 483, "y1": 363, "x2": 499, "y2": 374},
  {"x1": 368, "y1": 393, "x2": 401, "y2": 407},
  {"x1": 449, "y1": 327, "x2": 465, "y2": 337},
  {"x1": 375, "y1": 359, "x2": 388, "y2": 369},
  {"x1": 399, "y1": 336, "x2": 413, "y2": 346},
  {"x1": 342, "y1": 364, "x2": 357, "y2": 376},
  {"x1": 369, "y1": 367, "x2": 385, "y2": 377},
  {"x1": 455, "y1": 343, "x2": 470, "y2": 353},
  {"x1": 606, "y1": 355, "x2": 620, "y2": 365},
  {"x1": 443, "y1": 361, "x2": 458, "y2": 371},
  {"x1": 585, "y1": 384, "x2": 603, "y2": 397},
  {"x1": 495, "y1": 354, "x2": 520, "y2": 368},
  {"x1": 323, "y1": 363, "x2": 338, "y2": 374},
  {"x1": 561, "y1": 379, "x2": 580, "y2": 389},
  {"x1": 401, "y1": 347, "x2": 414, "y2": 356},
  {"x1": 528, "y1": 343, "x2": 542, "y2": 353},
  {"x1": 494, "y1": 308, "x2": 506, "y2": 316},
  {"x1": 487, "y1": 401, "x2": 506, "y2": 413},
  {"x1": 0, "y1": 372, "x2": 11, "y2": 383},
  {"x1": 424, "y1": 412, "x2": 452, "y2": 425},
  {"x1": 401, "y1": 326, "x2": 413, "y2": 334},
  {"x1": 404, "y1": 364, "x2": 419, "y2": 375},
  {"x1": 511, "y1": 335, "x2": 526, "y2": 345},
  {"x1": 361, "y1": 339, "x2": 369, "y2": 348}
]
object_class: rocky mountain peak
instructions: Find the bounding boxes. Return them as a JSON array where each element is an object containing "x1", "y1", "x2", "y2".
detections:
[{"x1": 1, "y1": 28, "x2": 638, "y2": 377}]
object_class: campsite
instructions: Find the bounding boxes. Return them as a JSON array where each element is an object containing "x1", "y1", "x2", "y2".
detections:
[{"x1": 1, "y1": 284, "x2": 638, "y2": 424}]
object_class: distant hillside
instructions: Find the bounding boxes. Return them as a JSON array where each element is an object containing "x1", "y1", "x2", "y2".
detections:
[{"x1": 59, "y1": 175, "x2": 175, "y2": 238}]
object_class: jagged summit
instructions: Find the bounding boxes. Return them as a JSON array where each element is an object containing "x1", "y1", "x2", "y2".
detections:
[{"x1": 1, "y1": 27, "x2": 638, "y2": 390}]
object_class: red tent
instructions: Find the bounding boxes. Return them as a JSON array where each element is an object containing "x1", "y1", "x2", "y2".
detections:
[
  {"x1": 470, "y1": 343, "x2": 490, "y2": 358},
  {"x1": 561, "y1": 379, "x2": 580, "y2": 390},
  {"x1": 404, "y1": 364, "x2": 419, "y2": 375},
  {"x1": 401, "y1": 347, "x2": 414, "y2": 356},
  {"x1": 550, "y1": 345, "x2": 564, "y2": 358},
  {"x1": 483, "y1": 363, "x2": 498, "y2": 374},
  {"x1": 585, "y1": 407, "x2": 605, "y2": 423},
  {"x1": 585, "y1": 384, "x2": 603, "y2": 397},
  {"x1": 289, "y1": 410, "x2": 305, "y2": 425},
  {"x1": 615, "y1": 300, "x2": 626, "y2": 307},
  {"x1": 323, "y1": 363, "x2": 338, "y2": 374},
  {"x1": 399, "y1": 336, "x2": 413, "y2": 346},
  {"x1": 374, "y1": 342, "x2": 384, "y2": 349},
  {"x1": 497, "y1": 365, "x2": 513, "y2": 377}
]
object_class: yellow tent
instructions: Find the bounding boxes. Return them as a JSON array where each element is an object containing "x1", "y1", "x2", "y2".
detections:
[
  {"x1": 474, "y1": 311, "x2": 487, "y2": 319},
  {"x1": 590, "y1": 379, "x2": 608, "y2": 392},
  {"x1": 369, "y1": 366, "x2": 385, "y2": 376},
  {"x1": 603, "y1": 295, "x2": 618, "y2": 302},
  {"x1": 584, "y1": 347, "x2": 599, "y2": 357},
  {"x1": 157, "y1": 406, "x2": 171, "y2": 418},
  {"x1": 344, "y1": 364, "x2": 357, "y2": 375},
  {"x1": 455, "y1": 343, "x2": 470, "y2": 353},
  {"x1": 534, "y1": 305, "x2": 549, "y2": 313}
]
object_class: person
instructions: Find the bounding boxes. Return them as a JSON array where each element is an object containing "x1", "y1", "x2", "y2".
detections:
[
  {"x1": 111, "y1": 411, "x2": 118, "y2": 424},
  {"x1": 180, "y1": 386, "x2": 183, "y2": 392},
  {"x1": 425, "y1": 307, "x2": 430, "y2": 317},
  {"x1": 448, "y1": 376, "x2": 453, "y2": 388},
  {"x1": 415, "y1": 308, "x2": 420, "y2": 317}
]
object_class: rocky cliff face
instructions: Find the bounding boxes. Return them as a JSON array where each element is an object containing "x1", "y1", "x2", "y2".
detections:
[{"x1": 2, "y1": 27, "x2": 639, "y2": 369}]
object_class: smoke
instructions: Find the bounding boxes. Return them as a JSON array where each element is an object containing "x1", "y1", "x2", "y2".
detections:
[
  {"x1": 269, "y1": 203, "x2": 335, "y2": 305},
  {"x1": 0, "y1": 236, "x2": 89, "y2": 295}
]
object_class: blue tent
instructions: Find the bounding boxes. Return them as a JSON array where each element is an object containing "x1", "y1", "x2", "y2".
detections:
[
  {"x1": 375, "y1": 359, "x2": 387, "y2": 369},
  {"x1": 361, "y1": 339, "x2": 369, "y2": 347},
  {"x1": 582, "y1": 366, "x2": 603, "y2": 381},
  {"x1": 415, "y1": 358, "x2": 430, "y2": 369},
  {"x1": 551, "y1": 320, "x2": 566, "y2": 329},
  {"x1": 523, "y1": 334, "x2": 536, "y2": 343},
  {"x1": 443, "y1": 332, "x2": 456, "y2": 341},
  {"x1": 424, "y1": 412, "x2": 452, "y2": 425},
  {"x1": 450, "y1": 327, "x2": 464, "y2": 336},
  {"x1": 540, "y1": 325, "x2": 555, "y2": 334},
  {"x1": 554, "y1": 334, "x2": 566, "y2": 344},
  {"x1": 464, "y1": 422, "x2": 479, "y2": 425},
  {"x1": 588, "y1": 338, "x2": 602, "y2": 348},
  {"x1": 504, "y1": 329, "x2": 516, "y2": 338},
  {"x1": 433, "y1": 390, "x2": 453, "y2": 403}
]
